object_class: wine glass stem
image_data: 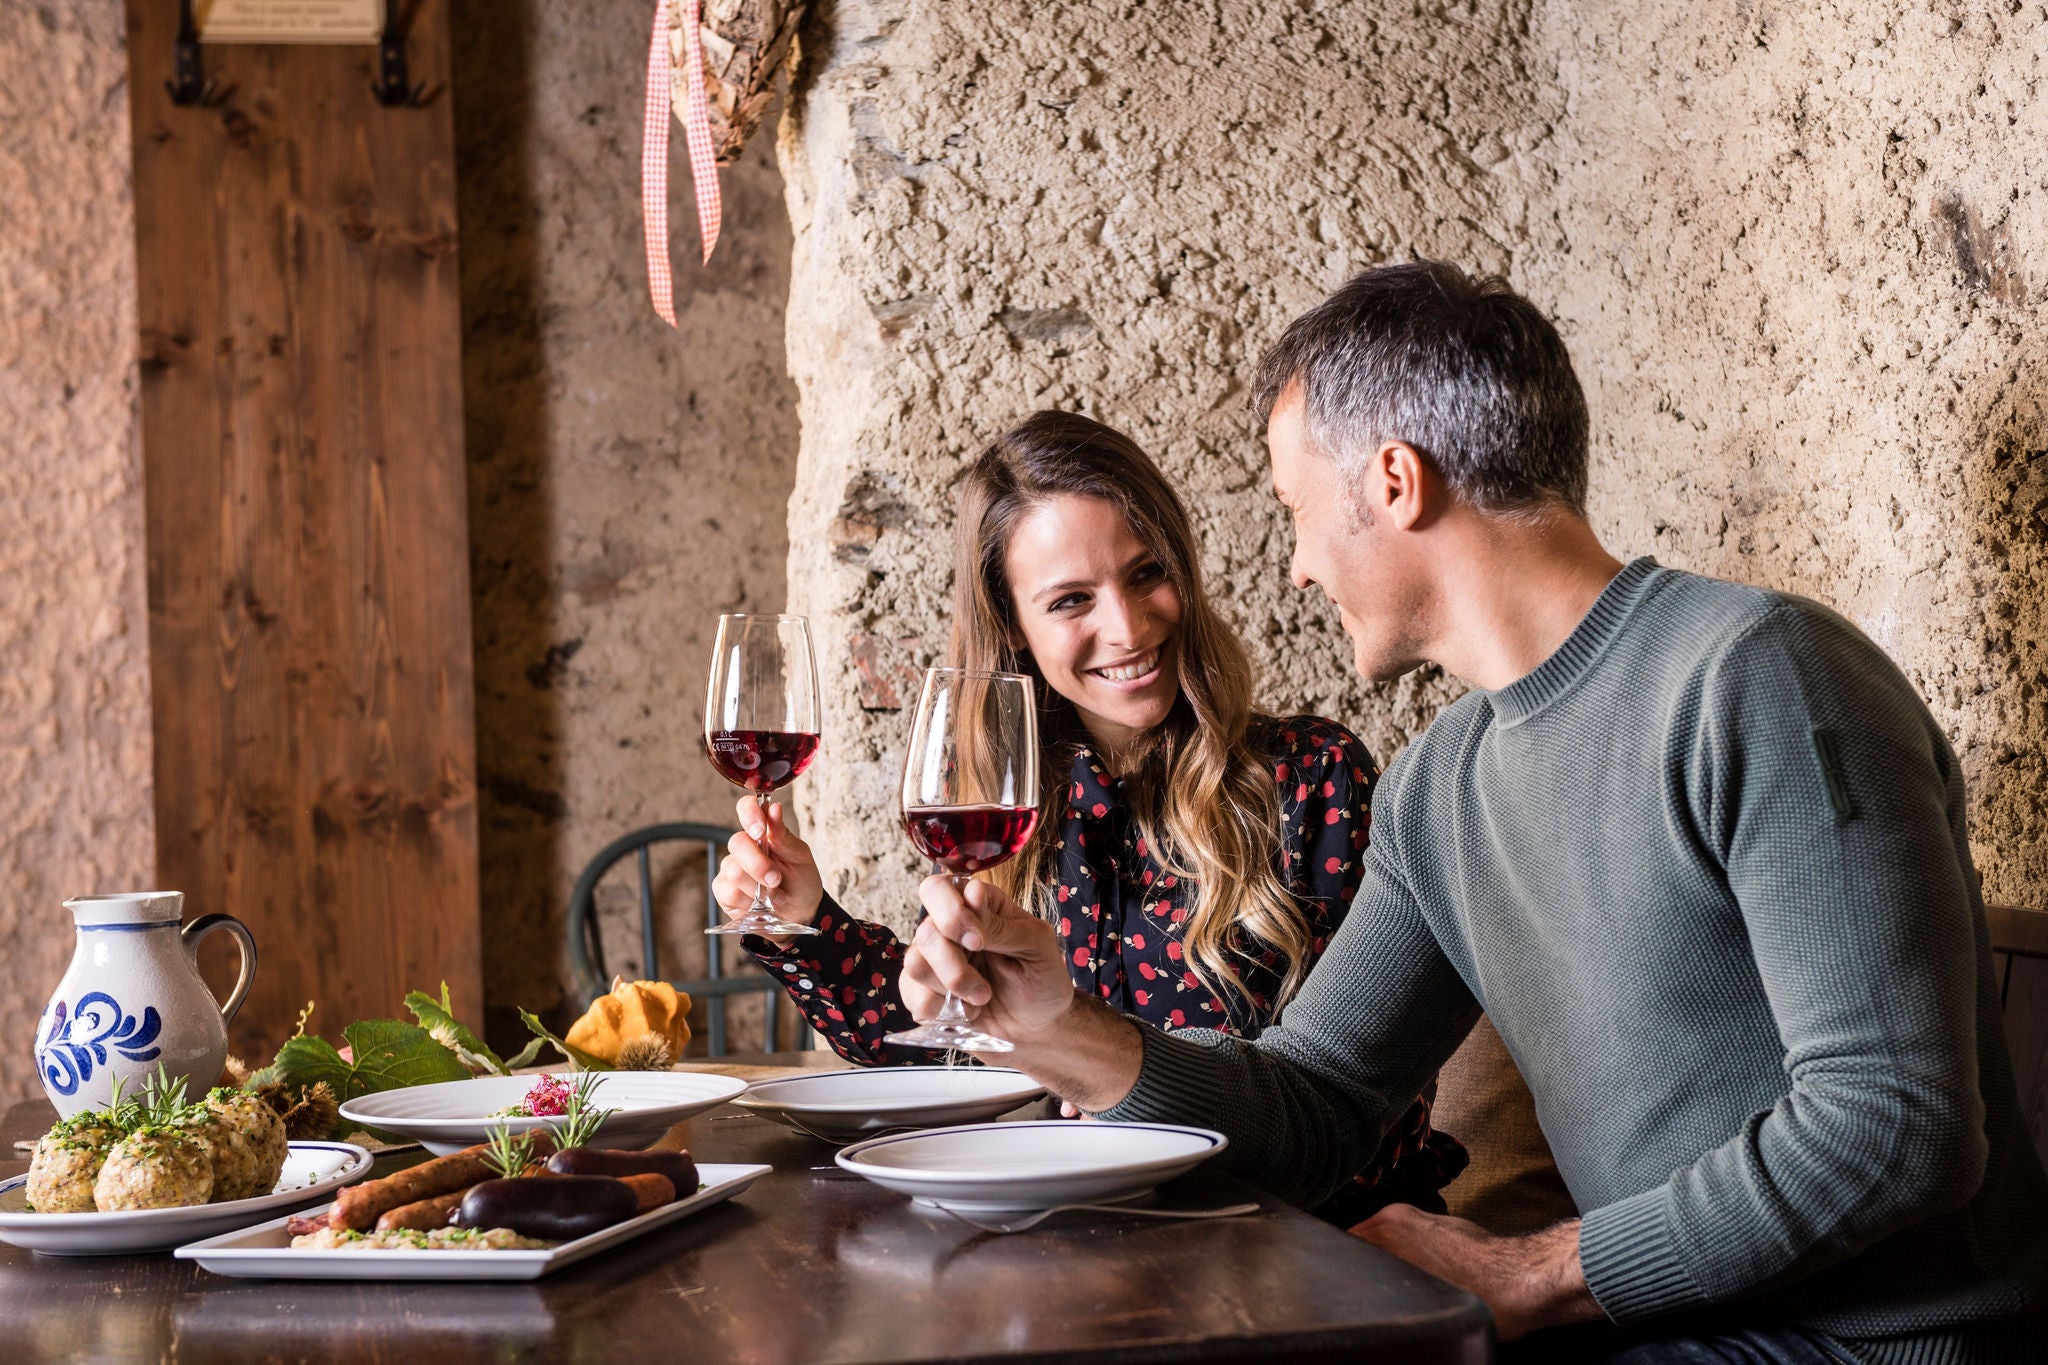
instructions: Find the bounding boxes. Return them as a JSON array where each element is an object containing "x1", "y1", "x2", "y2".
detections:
[
  {"x1": 933, "y1": 873, "x2": 973, "y2": 1023},
  {"x1": 750, "y1": 791, "x2": 774, "y2": 916}
]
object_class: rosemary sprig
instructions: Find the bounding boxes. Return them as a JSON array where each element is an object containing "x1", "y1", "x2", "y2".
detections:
[
  {"x1": 136, "y1": 1063, "x2": 204, "y2": 1130},
  {"x1": 550, "y1": 1071, "x2": 616, "y2": 1150},
  {"x1": 481, "y1": 1123, "x2": 541, "y2": 1178},
  {"x1": 102, "y1": 1073, "x2": 144, "y2": 1132}
]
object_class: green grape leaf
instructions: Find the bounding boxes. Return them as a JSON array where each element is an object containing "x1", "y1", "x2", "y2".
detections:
[
  {"x1": 405, "y1": 983, "x2": 508, "y2": 1076},
  {"x1": 340, "y1": 1019, "x2": 475, "y2": 1093},
  {"x1": 267, "y1": 1020, "x2": 471, "y2": 1107},
  {"x1": 517, "y1": 1008, "x2": 614, "y2": 1071}
]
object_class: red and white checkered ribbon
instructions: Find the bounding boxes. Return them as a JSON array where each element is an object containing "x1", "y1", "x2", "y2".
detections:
[{"x1": 643, "y1": 0, "x2": 722, "y2": 327}]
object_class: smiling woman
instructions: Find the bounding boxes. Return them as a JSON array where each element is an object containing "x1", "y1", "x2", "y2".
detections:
[{"x1": 716, "y1": 411, "x2": 1470, "y2": 1224}]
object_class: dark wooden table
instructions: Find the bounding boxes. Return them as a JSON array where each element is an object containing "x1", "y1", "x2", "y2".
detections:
[{"x1": 0, "y1": 1074, "x2": 1490, "y2": 1364}]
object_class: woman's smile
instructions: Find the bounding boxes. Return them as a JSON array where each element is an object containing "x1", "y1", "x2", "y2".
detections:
[{"x1": 1088, "y1": 646, "x2": 1165, "y2": 688}]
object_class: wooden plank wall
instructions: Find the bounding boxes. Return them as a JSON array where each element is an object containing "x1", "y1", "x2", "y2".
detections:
[{"x1": 125, "y1": 1, "x2": 481, "y2": 1066}]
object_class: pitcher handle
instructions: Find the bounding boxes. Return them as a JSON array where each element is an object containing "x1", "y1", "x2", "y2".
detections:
[{"x1": 181, "y1": 913, "x2": 258, "y2": 1026}]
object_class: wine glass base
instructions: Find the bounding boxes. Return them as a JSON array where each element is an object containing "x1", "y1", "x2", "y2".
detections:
[
  {"x1": 707, "y1": 918, "x2": 820, "y2": 938},
  {"x1": 881, "y1": 1021, "x2": 1015, "y2": 1053}
]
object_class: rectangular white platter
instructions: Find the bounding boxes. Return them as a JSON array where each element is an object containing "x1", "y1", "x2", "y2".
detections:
[{"x1": 173, "y1": 1162, "x2": 769, "y2": 1281}]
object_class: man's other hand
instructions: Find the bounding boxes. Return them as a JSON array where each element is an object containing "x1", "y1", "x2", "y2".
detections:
[{"x1": 1350, "y1": 1206, "x2": 1601, "y2": 1342}]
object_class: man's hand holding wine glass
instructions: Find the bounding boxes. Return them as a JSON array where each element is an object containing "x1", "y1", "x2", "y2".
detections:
[{"x1": 898, "y1": 875, "x2": 1075, "y2": 1046}]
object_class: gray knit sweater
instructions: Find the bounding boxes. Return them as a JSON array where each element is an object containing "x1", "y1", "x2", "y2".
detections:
[{"x1": 1104, "y1": 559, "x2": 2048, "y2": 1360}]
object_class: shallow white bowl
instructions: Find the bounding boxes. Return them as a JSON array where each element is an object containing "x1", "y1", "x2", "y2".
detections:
[
  {"x1": 338, "y1": 1072, "x2": 748, "y2": 1156},
  {"x1": 0, "y1": 1142, "x2": 373, "y2": 1256},
  {"x1": 175, "y1": 1163, "x2": 769, "y2": 1281},
  {"x1": 732, "y1": 1066, "x2": 1047, "y2": 1140},
  {"x1": 836, "y1": 1120, "x2": 1226, "y2": 1213}
]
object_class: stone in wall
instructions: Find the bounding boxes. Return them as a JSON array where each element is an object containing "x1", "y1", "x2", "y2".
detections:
[
  {"x1": 779, "y1": 0, "x2": 2047, "y2": 1115},
  {"x1": 0, "y1": 2, "x2": 153, "y2": 1106},
  {"x1": 454, "y1": 0, "x2": 800, "y2": 1050}
]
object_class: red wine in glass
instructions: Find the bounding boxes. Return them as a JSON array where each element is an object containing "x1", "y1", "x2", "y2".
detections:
[
  {"x1": 704, "y1": 614, "x2": 822, "y2": 938},
  {"x1": 706, "y1": 730, "x2": 820, "y2": 793},
  {"x1": 902, "y1": 804, "x2": 1040, "y2": 875},
  {"x1": 884, "y1": 668, "x2": 1039, "y2": 1054}
]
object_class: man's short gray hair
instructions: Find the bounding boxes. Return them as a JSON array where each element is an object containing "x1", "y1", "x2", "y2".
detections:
[{"x1": 1253, "y1": 261, "x2": 1590, "y2": 515}]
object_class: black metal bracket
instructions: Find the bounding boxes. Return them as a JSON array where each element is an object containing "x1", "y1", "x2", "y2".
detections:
[
  {"x1": 167, "y1": 0, "x2": 217, "y2": 107},
  {"x1": 371, "y1": 3, "x2": 431, "y2": 107},
  {"x1": 167, "y1": 0, "x2": 429, "y2": 109}
]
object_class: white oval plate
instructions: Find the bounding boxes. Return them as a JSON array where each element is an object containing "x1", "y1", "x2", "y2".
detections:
[
  {"x1": 175, "y1": 1163, "x2": 769, "y2": 1281},
  {"x1": 0, "y1": 1142, "x2": 373, "y2": 1256},
  {"x1": 732, "y1": 1066, "x2": 1047, "y2": 1140},
  {"x1": 338, "y1": 1072, "x2": 748, "y2": 1156},
  {"x1": 836, "y1": 1120, "x2": 1226, "y2": 1213}
]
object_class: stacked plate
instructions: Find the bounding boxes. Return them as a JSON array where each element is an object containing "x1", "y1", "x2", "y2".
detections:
[{"x1": 731, "y1": 1066, "x2": 1047, "y2": 1140}]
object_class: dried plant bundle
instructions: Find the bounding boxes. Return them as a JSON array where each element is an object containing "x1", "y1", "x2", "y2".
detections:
[{"x1": 668, "y1": 0, "x2": 806, "y2": 166}]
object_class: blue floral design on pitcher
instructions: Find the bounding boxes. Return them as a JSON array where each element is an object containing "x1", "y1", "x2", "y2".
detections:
[{"x1": 35, "y1": 993, "x2": 164, "y2": 1097}]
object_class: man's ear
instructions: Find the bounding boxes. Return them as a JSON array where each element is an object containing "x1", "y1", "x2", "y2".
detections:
[{"x1": 1374, "y1": 441, "x2": 1437, "y2": 532}]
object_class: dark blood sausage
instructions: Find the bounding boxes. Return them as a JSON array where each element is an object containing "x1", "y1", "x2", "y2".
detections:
[
  {"x1": 455, "y1": 1176, "x2": 638, "y2": 1241},
  {"x1": 544, "y1": 1147, "x2": 698, "y2": 1192},
  {"x1": 375, "y1": 1187, "x2": 470, "y2": 1232}
]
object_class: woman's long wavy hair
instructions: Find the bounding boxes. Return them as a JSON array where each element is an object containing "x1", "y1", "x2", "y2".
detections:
[{"x1": 949, "y1": 411, "x2": 1314, "y2": 1012}]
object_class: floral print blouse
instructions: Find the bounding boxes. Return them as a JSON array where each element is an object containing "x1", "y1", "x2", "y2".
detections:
[{"x1": 746, "y1": 714, "x2": 1467, "y2": 1216}]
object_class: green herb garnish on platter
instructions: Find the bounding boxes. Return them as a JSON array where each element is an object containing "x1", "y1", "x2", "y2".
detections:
[
  {"x1": 550, "y1": 1072, "x2": 615, "y2": 1150},
  {"x1": 481, "y1": 1123, "x2": 542, "y2": 1179}
]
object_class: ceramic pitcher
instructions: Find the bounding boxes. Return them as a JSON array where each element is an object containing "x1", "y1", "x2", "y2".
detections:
[{"x1": 34, "y1": 892, "x2": 257, "y2": 1119}]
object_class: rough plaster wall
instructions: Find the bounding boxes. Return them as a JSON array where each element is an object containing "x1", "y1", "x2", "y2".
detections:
[
  {"x1": 779, "y1": 0, "x2": 2048, "y2": 1109},
  {"x1": 0, "y1": 3, "x2": 153, "y2": 1106},
  {"x1": 778, "y1": 0, "x2": 1553, "y2": 922},
  {"x1": 455, "y1": 0, "x2": 800, "y2": 1049}
]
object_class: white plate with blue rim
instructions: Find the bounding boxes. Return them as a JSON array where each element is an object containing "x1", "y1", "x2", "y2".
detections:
[
  {"x1": 0, "y1": 1141, "x2": 373, "y2": 1255},
  {"x1": 835, "y1": 1120, "x2": 1226, "y2": 1213},
  {"x1": 732, "y1": 1066, "x2": 1047, "y2": 1141},
  {"x1": 337, "y1": 1072, "x2": 748, "y2": 1156}
]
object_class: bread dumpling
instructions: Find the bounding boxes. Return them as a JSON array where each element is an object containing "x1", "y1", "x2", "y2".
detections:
[
  {"x1": 208, "y1": 1091, "x2": 288, "y2": 1197},
  {"x1": 93, "y1": 1126, "x2": 214, "y2": 1211},
  {"x1": 24, "y1": 1117, "x2": 123, "y2": 1213},
  {"x1": 178, "y1": 1106, "x2": 265, "y2": 1203}
]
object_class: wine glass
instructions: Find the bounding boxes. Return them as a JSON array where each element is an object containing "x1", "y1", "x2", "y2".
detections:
[
  {"x1": 883, "y1": 667, "x2": 1041, "y2": 1053},
  {"x1": 704, "y1": 613, "x2": 823, "y2": 938}
]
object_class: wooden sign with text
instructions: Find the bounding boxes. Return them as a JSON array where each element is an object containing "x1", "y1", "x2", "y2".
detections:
[{"x1": 198, "y1": 0, "x2": 382, "y2": 44}]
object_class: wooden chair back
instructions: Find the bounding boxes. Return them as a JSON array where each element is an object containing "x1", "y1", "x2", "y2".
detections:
[{"x1": 565, "y1": 822, "x2": 811, "y2": 1057}]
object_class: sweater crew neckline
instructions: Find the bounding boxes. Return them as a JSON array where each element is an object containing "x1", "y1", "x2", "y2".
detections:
[{"x1": 1486, "y1": 556, "x2": 1662, "y2": 725}]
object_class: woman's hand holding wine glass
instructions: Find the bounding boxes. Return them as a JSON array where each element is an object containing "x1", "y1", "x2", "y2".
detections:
[
  {"x1": 703, "y1": 613, "x2": 823, "y2": 939},
  {"x1": 712, "y1": 797, "x2": 825, "y2": 943}
]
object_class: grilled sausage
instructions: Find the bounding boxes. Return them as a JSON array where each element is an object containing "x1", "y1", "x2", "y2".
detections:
[
  {"x1": 616, "y1": 1172, "x2": 676, "y2": 1215},
  {"x1": 374, "y1": 1187, "x2": 470, "y2": 1232},
  {"x1": 332, "y1": 1145, "x2": 491, "y2": 1231}
]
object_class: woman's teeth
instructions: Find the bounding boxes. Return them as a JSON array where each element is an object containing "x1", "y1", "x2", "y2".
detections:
[{"x1": 1091, "y1": 650, "x2": 1159, "y2": 683}]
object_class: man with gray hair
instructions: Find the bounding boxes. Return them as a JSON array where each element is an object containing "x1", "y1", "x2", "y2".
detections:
[{"x1": 900, "y1": 261, "x2": 2048, "y2": 1360}]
